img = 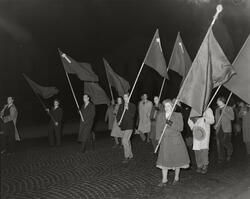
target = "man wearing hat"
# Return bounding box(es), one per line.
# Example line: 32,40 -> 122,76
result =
188,107 -> 214,174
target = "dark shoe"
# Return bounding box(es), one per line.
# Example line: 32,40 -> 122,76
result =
157,181 -> 167,187
122,158 -> 129,163
201,165 -> 208,174
196,167 -> 202,173
112,144 -> 119,149
172,179 -> 179,186
217,159 -> 223,164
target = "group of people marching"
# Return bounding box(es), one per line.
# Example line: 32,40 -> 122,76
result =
1,92 -> 250,186
105,93 -> 250,186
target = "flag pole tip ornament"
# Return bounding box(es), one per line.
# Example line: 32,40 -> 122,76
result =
216,4 -> 223,13
193,126 -> 206,141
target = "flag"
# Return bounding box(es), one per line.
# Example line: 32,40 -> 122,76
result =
224,35 -> 250,104
179,30 -> 235,116
168,32 -> 192,79
144,29 -> 169,79
84,82 -> 110,105
58,50 -> 99,82
23,74 -> 59,99
103,58 -> 130,96
208,31 -> 236,87
178,31 -> 214,116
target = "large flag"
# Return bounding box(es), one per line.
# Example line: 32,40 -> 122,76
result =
103,58 -> 130,96
84,82 -> 110,105
224,35 -> 250,104
168,32 -> 192,79
144,29 -> 169,79
178,32 -> 213,116
179,30 -> 235,116
23,74 -> 59,99
58,50 -> 99,82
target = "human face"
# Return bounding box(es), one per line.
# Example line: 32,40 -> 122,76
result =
164,102 -> 172,114
154,97 -> 159,105
83,95 -> 89,103
123,94 -> 129,104
54,100 -> 59,107
117,97 -> 122,105
142,94 -> 147,101
216,99 -> 224,108
7,97 -> 13,105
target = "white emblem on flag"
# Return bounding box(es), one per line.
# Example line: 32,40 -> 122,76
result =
156,37 -> 163,52
178,42 -> 184,54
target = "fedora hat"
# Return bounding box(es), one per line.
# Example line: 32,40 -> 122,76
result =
193,126 -> 206,141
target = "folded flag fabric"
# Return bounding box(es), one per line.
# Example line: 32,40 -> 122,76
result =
23,74 -> 59,99
103,58 -> 130,96
59,49 -> 99,82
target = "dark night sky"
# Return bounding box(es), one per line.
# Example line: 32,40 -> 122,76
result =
0,0 -> 249,125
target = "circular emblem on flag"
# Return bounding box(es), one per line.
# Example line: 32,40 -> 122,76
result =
193,126 -> 206,141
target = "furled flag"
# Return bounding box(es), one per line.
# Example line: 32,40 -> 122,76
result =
103,58 -> 130,96
224,35 -> 250,104
168,32 -> 192,80
58,49 -> 99,82
179,29 -> 235,116
23,74 -> 59,99
84,82 -> 110,105
144,29 -> 169,79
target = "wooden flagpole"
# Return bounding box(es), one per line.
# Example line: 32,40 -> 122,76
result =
154,4 -> 223,153
118,30 -> 158,124
61,53 -> 84,121
23,74 -> 56,123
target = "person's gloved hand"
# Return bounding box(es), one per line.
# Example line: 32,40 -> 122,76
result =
166,119 -> 173,126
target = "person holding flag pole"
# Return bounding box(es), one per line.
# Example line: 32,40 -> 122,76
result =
155,4 -> 226,186
155,4 -> 222,153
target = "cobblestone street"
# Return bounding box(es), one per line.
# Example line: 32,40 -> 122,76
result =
1,133 -> 250,199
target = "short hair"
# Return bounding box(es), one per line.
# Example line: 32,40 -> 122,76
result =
162,99 -> 173,107
54,98 -> 60,104
217,97 -> 226,104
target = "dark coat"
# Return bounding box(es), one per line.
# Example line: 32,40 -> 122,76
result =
156,112 -> 190,168
78,103 -> 95,142
50,107 -> 63,124
117,102 -> 136,131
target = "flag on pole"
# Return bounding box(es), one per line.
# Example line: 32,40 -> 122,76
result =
224,35 -> 250,104
178,32 -> 213,116
58,50 -> 99,82
103,58 -> 130,96
168,32 -> 192,79
23,74 -> 59,99
179,30 -> 235,116
144,29 -> 169,79
84,82 -> 110,105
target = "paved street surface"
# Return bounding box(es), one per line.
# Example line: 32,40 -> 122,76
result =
1,131 -> 250,199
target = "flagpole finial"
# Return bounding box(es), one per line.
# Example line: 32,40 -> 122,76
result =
216,4 -> 223,14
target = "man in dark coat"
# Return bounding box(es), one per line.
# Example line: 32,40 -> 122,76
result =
46,99 -> 63,147
117,93 -> 136,163
0,97 -> 18,153
78,94 -> 95,153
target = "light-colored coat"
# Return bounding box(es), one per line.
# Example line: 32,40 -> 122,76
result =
215,106 -> 234,133
137,100 -> 152,133
188,108 -> 214,150
1,104 -> 20,141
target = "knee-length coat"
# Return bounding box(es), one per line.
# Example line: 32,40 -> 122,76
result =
78,102 -> 95,142
156,111 -> 190,169
137,100 -> 152,133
